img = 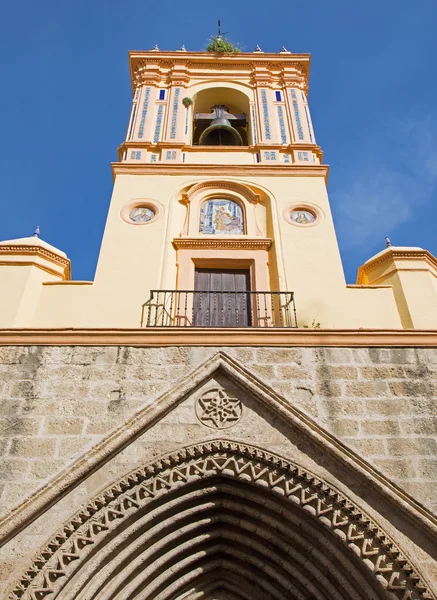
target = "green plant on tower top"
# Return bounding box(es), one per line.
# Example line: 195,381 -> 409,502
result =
206,35 -> 240,55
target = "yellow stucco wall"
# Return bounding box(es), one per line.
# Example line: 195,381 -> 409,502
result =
1,51 -> 436,330
0,172 -> 403,329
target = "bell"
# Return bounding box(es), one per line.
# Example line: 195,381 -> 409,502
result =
198,105 -> 243,146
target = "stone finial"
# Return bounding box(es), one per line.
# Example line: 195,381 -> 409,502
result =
151,44 -> 159,52
178,44 -> 187,52
33,226 -> 40,238
385,237 -> 392,248
280,46 -> 290,53
253,44 -> 263,53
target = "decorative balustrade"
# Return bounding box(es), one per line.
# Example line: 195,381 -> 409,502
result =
141,290 -> 297,328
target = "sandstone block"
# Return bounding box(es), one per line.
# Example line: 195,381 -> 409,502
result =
10,438 -> 56,458
255,348 -> 303,364
364,399 -> 409,417
400,418 -> 437,435
313,348 -> 353,364
361,419 -> 400,436
389,381 -> 432,397
387,437 -> 437,456
373,458 -> 416,479
408,397 -> 437,416
360,366 -> 405,379
29,459 -> 66,480
126,365 -> 168,381
321,399 -> 365,417
0,439 -> 10,455
315,381 -> 342,397
416,348 -> 437,364
316,366 -> 358,380
58,436 -> 99,458
349,438 -> 386,456
0,459 -> 29,481
416,459 -> 437,479
0,418 -> 40,437
276,365 -> 311,380
228,348 -> 255,363
250,364 -> 276,380
327,419 -> 359,437
44,418 -> 85,435
85,419 -> 120,435
345,381 -> 389,397
52,398 -> 108,417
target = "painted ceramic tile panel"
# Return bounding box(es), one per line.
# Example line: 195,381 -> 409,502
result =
290,209 -> 315,224
199,199 -> 244,234
129,207 -> 155,223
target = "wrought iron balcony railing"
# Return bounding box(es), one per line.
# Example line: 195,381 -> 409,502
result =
141,290 -> 298,328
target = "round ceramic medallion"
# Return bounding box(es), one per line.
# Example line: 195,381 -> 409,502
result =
120,200 -> 162,225
129,206 -> 155,223
289,209 -> 315,225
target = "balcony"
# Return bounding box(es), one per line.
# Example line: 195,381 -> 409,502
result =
142,290 -> 298,328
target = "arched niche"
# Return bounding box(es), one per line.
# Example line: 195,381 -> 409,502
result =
8,440 -> 433,600
191,87 -> 252,146
181,180 -> 261,238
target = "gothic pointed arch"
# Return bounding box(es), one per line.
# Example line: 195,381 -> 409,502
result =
8,440 -> 434,600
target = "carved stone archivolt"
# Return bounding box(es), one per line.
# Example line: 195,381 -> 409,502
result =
8,440 -> 435,600
195,388 -> 243,429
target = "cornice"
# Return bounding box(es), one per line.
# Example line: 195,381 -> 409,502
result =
172,237 -> 272,251
118,141 -> 323,156
129,51 -> 311,94
357,249 -> 437,284
111,162 -> 330,181
1,328 -> 437,347
0,246 -> 71,280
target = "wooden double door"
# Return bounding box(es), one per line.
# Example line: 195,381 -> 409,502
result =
193,268 -> 252,327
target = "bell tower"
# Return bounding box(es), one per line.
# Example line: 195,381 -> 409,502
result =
89,45 -> 400,329
1,44 -> 437,329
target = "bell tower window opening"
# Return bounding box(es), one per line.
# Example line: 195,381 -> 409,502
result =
199,198 -> 244,235
192,87 -> 251,146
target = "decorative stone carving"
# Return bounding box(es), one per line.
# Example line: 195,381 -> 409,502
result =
7,440 -> 435,600
195,388 -> 242,429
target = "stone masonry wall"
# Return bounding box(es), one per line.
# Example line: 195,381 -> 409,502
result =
0,345 -> 436,516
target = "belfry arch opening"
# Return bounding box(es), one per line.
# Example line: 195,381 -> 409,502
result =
192,87 -> 251,146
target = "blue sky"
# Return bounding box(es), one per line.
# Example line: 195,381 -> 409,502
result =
0,0 -> 436,283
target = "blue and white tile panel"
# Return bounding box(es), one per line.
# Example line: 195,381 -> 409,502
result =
289,88 -> 315,143
301,90 -> 316,143
260,89 -> 271,141
262,150 -> 277,161
130,150 -> 142,160
153,104 -> 165,143
184,106 -> 190,137
137,87 -> 151,139
276,105 -> 287,144
169,88 -> 181,140
250,103 -> 258,144
126,103 -> 137,141
165,150 -> 177,161
289,89 -> 305,141
295,151 -> 310,162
